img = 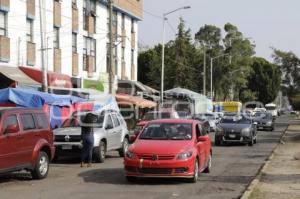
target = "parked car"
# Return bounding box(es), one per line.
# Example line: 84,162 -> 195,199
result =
0,108 -> 55,179
215,114 -> 257,146
124,119 -> 212,183
54,109 -> 129,163
135,110 -> 180,132
253,112 -> 274,131
193,113 -> 218,132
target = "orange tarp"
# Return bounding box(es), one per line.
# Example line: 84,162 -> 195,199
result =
115,94 -> 157,108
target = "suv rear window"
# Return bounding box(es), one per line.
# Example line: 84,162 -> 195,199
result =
35,113 -> 49,129
21,114 -> 36,130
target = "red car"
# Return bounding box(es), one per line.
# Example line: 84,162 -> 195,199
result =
0,108 -> 55,179
124,119 -> 212,183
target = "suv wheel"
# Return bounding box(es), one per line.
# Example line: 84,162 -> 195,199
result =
31,151 -> 49,179
94,141 -> 106,163
118,137 -> 129,157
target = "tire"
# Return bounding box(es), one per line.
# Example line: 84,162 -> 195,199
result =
94,141 -> 106,163
126,176 -> 137,183
31,151 -> 49,180
188,159 -> 199,183
203,154 -> 212,173
118,137 -> 129,157
248,137 -> 254,146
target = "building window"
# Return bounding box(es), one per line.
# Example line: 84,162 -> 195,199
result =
83,36 -> 96,71
0,11 -> 7,36
72,33 -> 77,53
26,18 -> 34,42
53,27 -> 59,49
121,13 -> 125,30
90,0 -> 96,14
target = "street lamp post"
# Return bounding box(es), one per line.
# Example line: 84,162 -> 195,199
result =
161,6 -> 191,104
210,53 -> 230,99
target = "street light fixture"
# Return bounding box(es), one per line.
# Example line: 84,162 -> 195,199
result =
161,6 -> 191,104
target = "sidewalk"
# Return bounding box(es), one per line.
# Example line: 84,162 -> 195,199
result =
245,117 -> 300,199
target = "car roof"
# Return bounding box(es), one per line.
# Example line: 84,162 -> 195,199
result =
148,118 -> 196,124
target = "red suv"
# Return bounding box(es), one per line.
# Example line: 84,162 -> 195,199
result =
0,108 -> 55,179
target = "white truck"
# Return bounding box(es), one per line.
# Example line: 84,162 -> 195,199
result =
265,103 -> 278,117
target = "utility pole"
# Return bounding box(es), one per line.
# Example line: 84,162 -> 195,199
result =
39,0 -> 47,92
203,47 -> 206,96
108,0 -> 114,94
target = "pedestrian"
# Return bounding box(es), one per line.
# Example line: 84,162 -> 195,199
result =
80,112 -> 98,167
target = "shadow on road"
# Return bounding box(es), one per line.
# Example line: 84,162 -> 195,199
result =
0,172 -> 32,183
78,168 -> 191,185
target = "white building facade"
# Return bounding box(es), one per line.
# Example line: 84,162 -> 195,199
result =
0,0 -> 143,92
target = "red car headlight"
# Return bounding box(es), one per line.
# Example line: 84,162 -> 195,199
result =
176,151 -> 193,160
126,151 -> 136,159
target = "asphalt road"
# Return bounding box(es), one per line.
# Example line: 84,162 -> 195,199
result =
0,115 -> 292,199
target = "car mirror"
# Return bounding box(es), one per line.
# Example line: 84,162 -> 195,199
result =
197,136 -> 209,142
5,124 -> 19,134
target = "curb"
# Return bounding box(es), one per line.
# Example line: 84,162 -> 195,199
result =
239,124 -> 289,199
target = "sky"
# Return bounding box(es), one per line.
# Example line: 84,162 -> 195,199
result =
138,0 -> 300,61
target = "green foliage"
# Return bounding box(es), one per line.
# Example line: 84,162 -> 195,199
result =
273,49 -> 300,109
247,57 -> 281,104
138,20 -> 282,104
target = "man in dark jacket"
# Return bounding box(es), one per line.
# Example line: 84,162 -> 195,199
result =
81,113 -> 98,167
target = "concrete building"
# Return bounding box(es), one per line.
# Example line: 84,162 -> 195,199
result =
0,0 -> 143,92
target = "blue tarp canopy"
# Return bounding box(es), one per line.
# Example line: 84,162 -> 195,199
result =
0,88 -> 86,108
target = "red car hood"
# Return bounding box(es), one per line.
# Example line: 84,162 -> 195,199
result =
129,139 -> 194,155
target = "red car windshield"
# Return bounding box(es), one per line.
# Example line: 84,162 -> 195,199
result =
139,123 -> 192,140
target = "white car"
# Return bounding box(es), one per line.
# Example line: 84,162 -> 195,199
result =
54,110 -> 129,163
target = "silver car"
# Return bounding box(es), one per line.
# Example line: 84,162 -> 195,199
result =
54,110 -> 129,163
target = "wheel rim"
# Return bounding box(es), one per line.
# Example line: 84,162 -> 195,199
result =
194,161 -> 199,180
39,156 -> 48,176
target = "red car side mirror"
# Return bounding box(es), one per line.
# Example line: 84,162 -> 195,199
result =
197,136 -> 209,142
5,124 -> 19,134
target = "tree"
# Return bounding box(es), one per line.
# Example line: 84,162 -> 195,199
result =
272,49 -> 300,109
246,57 -> 281,104
223,23 -> 255,101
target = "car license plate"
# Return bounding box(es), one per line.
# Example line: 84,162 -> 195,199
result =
229,134 -> 236,138
62,145 -> 72,150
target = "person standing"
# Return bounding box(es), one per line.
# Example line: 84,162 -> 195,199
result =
81,113 -> 98,167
